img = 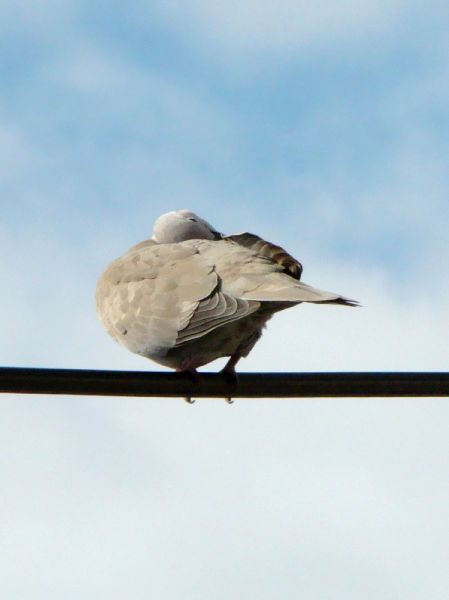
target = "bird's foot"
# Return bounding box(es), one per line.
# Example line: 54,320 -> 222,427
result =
220,366 -> 239,404
176,368 -> 199,404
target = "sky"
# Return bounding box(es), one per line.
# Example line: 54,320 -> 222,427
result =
1,1 -> 449,598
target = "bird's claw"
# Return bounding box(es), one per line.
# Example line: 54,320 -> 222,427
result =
221,368 -> 239,404
179,367 -> 238,404
177,369 -> 199,405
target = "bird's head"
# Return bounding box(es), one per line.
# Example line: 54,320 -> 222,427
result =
152,209 -> 223,243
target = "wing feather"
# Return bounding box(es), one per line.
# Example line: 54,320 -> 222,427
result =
224,232 -> 302,279
194,239 -> 358,307
175,293 -> 259,346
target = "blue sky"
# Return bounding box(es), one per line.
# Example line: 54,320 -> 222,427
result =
2,1 -> 448,282
1,2 -> 449,598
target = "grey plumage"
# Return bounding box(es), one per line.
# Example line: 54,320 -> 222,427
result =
96,210 -> 358,372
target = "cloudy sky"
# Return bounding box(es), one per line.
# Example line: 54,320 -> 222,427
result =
1,1 -> 449,598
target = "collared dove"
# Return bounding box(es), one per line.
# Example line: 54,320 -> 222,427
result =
96,209 -> 358,402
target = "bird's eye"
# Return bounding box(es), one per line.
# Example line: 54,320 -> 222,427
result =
187,217 -> 197,222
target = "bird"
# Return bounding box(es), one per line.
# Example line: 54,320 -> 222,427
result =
96,209 -> 358,403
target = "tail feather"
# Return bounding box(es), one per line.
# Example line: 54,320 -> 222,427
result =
318,297 -> 360,307
240,277 -> 359,306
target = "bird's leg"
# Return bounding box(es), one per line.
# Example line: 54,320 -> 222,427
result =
176,368 -> 200,404
220,354 -> 241,404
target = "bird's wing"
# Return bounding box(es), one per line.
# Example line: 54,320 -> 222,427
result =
197,239 -> 359,306
224,232 -> 302,279
96,239 -> 260,354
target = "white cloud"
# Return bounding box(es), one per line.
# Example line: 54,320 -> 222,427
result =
153,0 -> 409,57
0,119 -> 42,181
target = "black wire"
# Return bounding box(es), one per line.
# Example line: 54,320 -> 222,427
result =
1,367 -> 448,398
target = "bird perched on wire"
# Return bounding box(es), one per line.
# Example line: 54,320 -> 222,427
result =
96,209 -> 358,403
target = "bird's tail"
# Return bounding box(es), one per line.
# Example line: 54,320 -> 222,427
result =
318,296 -> 360,307
240,275 -> 360,306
